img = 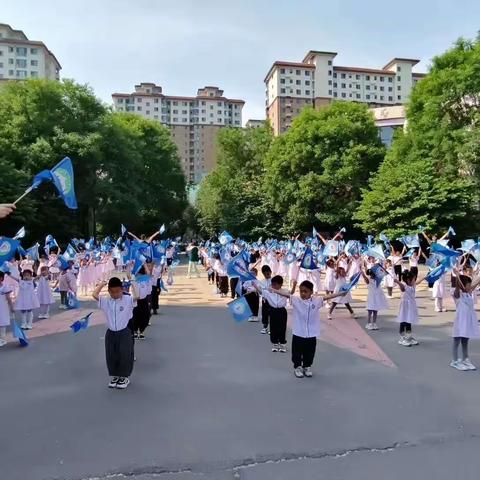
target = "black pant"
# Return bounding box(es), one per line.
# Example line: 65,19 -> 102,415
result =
244,292 -> 259,316
133,297 -> 151,333
151,285 -> 160,312
60,291 -> 68,305
292,335 -> 317,368
208,272 -> 215,283
261,300 -> 271,328
270,307 -> 287,345
105,327 -> 134,377
399,322 -> 412,334
218,276 -> 228,295
230,277 -> 239,299
394,265 -> 402,281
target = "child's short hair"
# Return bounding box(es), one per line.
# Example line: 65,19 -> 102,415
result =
299,280 -> 314,292
0,272 -> 4,280
402,269 -> 415,283
108,277 -> 122,289
366,269 -> 375,279
261,265 -> 272,275
271,275 -> 283,286
21,269 -> 33,278
459,274 -> 472,287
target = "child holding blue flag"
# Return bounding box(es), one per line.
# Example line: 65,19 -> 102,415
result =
361,267 -> 389,331
131,266 -> 153,339
0,272 -> 14,347
14,269 -> 39,330
328,266 -> 356,319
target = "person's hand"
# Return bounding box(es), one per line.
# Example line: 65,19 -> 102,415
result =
0,203 -> 16,219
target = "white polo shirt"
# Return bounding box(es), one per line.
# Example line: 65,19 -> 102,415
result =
290,296 -> 324,338
98,294 -> 135,331
261,289 -> 288,308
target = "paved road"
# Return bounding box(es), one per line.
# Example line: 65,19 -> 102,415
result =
1,266 -> 480,480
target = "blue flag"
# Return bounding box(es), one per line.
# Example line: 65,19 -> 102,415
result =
227,296 -> 253,323
0,262 -> 10,274
340,272 -> 362,293
235,279 -> 243,297
323,240 -> 339,257
121,224 -> 127,236
67,292 -> 80,309
64,244 -> 77,260
26,243 -> 39,261
58,255 -> 70,271
284,250 -> 297,265
159,224 -> 166,235
32,157 -> 78,209
401,234 -> 420,248
159,278 -> 168,292
312,226 -> 319,238
425,264 -> 446,284
226,255 -> 256,282
70,312 -> 93,333
12,320 -> 29,347
219,231 -> 233,246
0,237 -> 20,264
365,244 -> 385,261
448,226 -> 456,236
300,247 -> 317,270
430,243 -> 460,258
132,253 -> 146,275
371,264 -> 387,287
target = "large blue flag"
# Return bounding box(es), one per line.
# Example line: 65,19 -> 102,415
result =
323,240 -> 339,257
430,243 -> 460,258
425,264 -> 446,284
401,234 -> 420,248
365,244 -> 385,261
300,247 -> 318,270
228,296 -> 252,323
219,231 -> 233,246
70,312 -> 93,333
12,320 -> 29,347
340,272 -> 361,293
32,157 -> 77,209
371,264 -> 387,287
0,237 -> 20,264
26,243 -> 39,261
226,255 -> 256,282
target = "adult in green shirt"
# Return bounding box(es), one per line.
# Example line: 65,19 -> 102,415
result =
187,241 -> 200,278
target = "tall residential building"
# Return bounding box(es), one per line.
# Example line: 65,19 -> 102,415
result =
245,119 -> 265,129
0,24 -> 61,81
265,50 -> 425,135
112,83 -> 244,183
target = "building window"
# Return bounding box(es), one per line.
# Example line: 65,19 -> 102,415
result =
388,87 -> 393,92
356,84 -> 360,90
380,96 -> 384,100
388,77 -> 393,82
137,107 -> 142,111
328,80 -> 332,85
281,88 -> 285,94
388,96 -> 393,101
305,71 -> 310,76
30,60 -> 38,66
397,85 -> 401,91
333,82 -> 337,87
296,89 -> 301,95
397,66 -> 401,72
380,86 -> 384,91
356,74 -> 360,80
397,76 -> 401,81
333,92 -> 338,97
296,79 -> 301,85
374,76 -> 377,80
397,95 -> 402,100
341,92 -> 346,98
366,94 -> 370,100
366,85 -> 370,90
328,70 -> 332,76
16,59 -> 27,68
30,71 -> 38,78
333,72 -> 337,78
296,69 -> 301,75
16,47 -> 27,56
341,83 -> 346,88
356,93 -> 361,99
30,48 -> 38,54
380,76 -> 384,82
305,90 -> 310,95
183,110 -> 188,114
366,75 -> 370,81
328,60 -> 332,65
280,68 -> 285,74
154,98 -> 159,103
8,58 -> 13,65
341,73 -> 346,79
146,110 -> 150,115
16,70 -> 27,78
328,90 -> 332,95
154,107 -> 159,111
305,80 -> 310,85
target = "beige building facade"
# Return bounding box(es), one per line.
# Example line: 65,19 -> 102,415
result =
0,23 -> 61,81
265,50 -> 425,135
112,83 -> 244,183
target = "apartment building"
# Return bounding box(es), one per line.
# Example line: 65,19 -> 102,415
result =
112,83 -> 244,183
0,23 -> 61,81
265,50 -> 425,135
245,119 -> 265,128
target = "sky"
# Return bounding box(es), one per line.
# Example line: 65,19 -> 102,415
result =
2,0 -> 480,124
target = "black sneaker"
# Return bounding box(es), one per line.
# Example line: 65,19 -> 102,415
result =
108,377 -> 119,388
116,377 -> 130,389
133,332 -> 139,339
152,310 -> 158,315
138,333 -> 145,340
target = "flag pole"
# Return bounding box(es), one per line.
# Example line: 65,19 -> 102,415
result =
13,186 -> 33,205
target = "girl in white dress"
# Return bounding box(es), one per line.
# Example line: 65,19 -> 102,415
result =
394,270 -> 424,347
37,266 -> 55,319
361,267 -> 389,330
0,272 -> 14,347
324,259 -> 336,295
450,272 -> 480,371
432,273 -> 447,312
383,259 -> 395,298
14,269 -> 40,330
328,266 -> 355,319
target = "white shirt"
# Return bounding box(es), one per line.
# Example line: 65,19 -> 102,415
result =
98,294 -> 135,331
213,260 -> 227,276
134,279 -> 152,300
261,289 -> 287,308
290,296 -> 324,338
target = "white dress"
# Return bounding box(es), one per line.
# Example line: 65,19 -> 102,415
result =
0,284 -> 13,326
14,280 -> 40,311
453,293 -> 479,338
334,277 -> 352,304
324,266 -> 336,291
366,282 -> 389,311
383,267 -> 395,288
432,275 -> 446,299
397,285 -> 419,324
36,276 -> 55,305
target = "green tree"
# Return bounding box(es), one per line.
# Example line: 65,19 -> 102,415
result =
264,103 -> 385,234
356,36 -> 480,236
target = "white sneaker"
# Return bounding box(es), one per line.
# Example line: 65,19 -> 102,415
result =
108,377 -> 119,388
294,367 -> 304,378
327,314 -> 332,320
59,305 -> 67,310
462,359 -> 476,370
365,323 -> 372,330
260,327 -> 268,334
408,336 -> 419,346
279,344 -> 287,353
38,314 -> 45,319
371,323 -> 379,330
21,323 -> 27,330
303,367 -> 313,378
450,360 -> 469,371
398,336 -> 412,347
0,338 -> 7,347
271,344 -> 279,352
116,377 -> 130,389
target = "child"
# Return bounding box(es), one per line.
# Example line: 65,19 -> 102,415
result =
450,273 -> 479,371
243,268 -> 259,322
324,259 -> 336,295
205,257 -> 215,285
432,272 -> 447,313
0,272 -> 14,347
361,268 -> 389,330
394,270 -> 422,347
213,255 -> 228,298
131,266 -> 152,339
259,265 -> 272,334
273,279 -> 346,378
93,277 -> 137,389
328,266 -> 355,319
56,266 -> 77,309
14,269 -> 39,330
383,259 -> 395,298
37,266 -> 55,319
256,275 -> 288,353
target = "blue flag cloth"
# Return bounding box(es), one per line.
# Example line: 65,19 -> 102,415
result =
227,296 -> 253,323
32,157 -> 78,209
323,240 -> 339,257
379,233 -> 390,245
121,224 -> 127,236
0,237 -> 20,264
26,243 -> 39,261
57,255 -> 70,271
340,227 -> 346,233
340,272 -> 362,293
460,239 -> 476,252
425,255 -> 439,269
159,224 -> 166,235
226,255 -> 256,282
312,226 -> 318,238
235,279 -> 243,297
67,292 -> 80,309
159,278 -> 168,292
12,320 -> 29,347
219,231 -> 233,246
401,234 -> 420,248
365,244 -> 385,261
17,245 -> 27,257
284,250 -> 297,265
430,243 -> 460,258
300,247 -> 318,270
132,253 -> 146,275
448,226 -> 456,236
0,262 -> 10,274
13,226 -> 25,240
70,312 -> 93,333
135,274 -> 151,283
64,244 -> 77,260
425,264 -> 446,284
344,240 -> 359,256
404,249 -> 415,259
371,264 -> 387,287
